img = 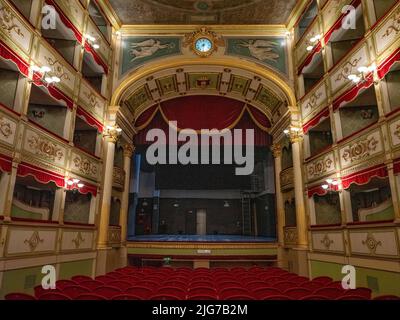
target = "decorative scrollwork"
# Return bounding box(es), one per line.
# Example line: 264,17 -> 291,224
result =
335,57 -> 362,82
394,124 -> 400,139
44,56 -> 70,81
321,234 -> 334,250
382,9 -> 400,38
0,115 -> 13,138
73,155 -> 98,177
27,135 -> 64,161
342,136 -> 378,163
308,157 -> 333,177
72,232 -> 85,249
362,233 -> 382,254
305,91 -> 323,110
84,91 -> 99,109
24,231 -> 44,252
0,6 -> 24,37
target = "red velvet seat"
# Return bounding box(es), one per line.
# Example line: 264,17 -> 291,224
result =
312,276 -> 333,285
34,285 -> 59,298
336,295 -> 368,300
224,294 -> 255,300
262,276 -> 284,285
219,287 -> 250,299
374,295 -> 400,300
187,294 -> 218,300
106,272 -> 120,278
314,287 -> 345,299
191,275 -> 214,282
93,286 -> 122,299
189,281 -> 214,288
126,286 -> 154,299
112,294 -> 143,300
162,280 -> 187,289
188,286 -> 218,296
5,293 -> 36,300
344,288 -> 372,299
300,295 -> 331,300
274,281 -> 295,292
80,280 -> 104,290
326,281 -> 344,289
284,288 -> 313,299
156,287 -> 187,300
217,281 -> 242,288
75,293 -> 106,300
71,275 -> 92,283
289,276 -> 309,285
252,287 -> 282,299
39,292 -> 72,300
149,294 -> 181,300
262,295 -> 291,300
245,281 -> 269,291
135,280 -> 160,291
95,275 -> 116,284
108,280 -> 132,290
56,279 -> 78,289
300,281 -> 324,291
62,285 -> 90,298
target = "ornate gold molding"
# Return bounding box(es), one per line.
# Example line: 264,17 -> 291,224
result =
342,136 -> 379,163
271,143 -> 282,158
24,231 -> 44,252
72,232 -> 85,249
321,234 -> 334,250
0,115 -> 13,138
362,233 -> 382,254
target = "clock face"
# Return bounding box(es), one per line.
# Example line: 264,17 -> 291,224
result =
195,38 -> 213,53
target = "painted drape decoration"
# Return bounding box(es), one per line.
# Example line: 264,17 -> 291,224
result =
303,107 -> 330,133
377,47 -> 400,80
84,42 -> 109,74
77,106 -> 104,133
0,40 -> 29,77
17,162 -> 65,188
341,164 -> 388,190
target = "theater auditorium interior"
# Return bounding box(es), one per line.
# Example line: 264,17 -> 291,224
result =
0,0 -> 399,301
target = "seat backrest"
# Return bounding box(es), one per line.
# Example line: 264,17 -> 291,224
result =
112,294 -> 143,300
135,280 -> 160,290
224,294 -> 255,300
149,294 -> 181,300
312,276 -> 333,285
56,280 -> 78,289
189,281 -> 214,288
95,276 -> 116,284
289,276 -> 309,285
62,285 -> 90,298
300,281 -> 323,291
71,275 -> 92,283
274,281 -> 295,292
108,280 -> 132,290
162,280 -> 187,289
34,285 -> 59,298
252,287 -> 282,299
284,288 -> 312,299
336,295 -> 368,300
187,294 -> 218,300
156,286 -> 187,299
344,287 -> 372,299
75,293 -> 106,300
39,292 -> 72,300
314,287 -> 344,299
263,276 -> 284,285
219,287 -> 250,299
126,286 -> 153,298
245,281 -> 269,291
80,280 -> 104,290
374,295 -> 400,300
300,294 -> 331,300
5,293 -> 36,300
93,286 -> 122,299
188,286 -> 217,296
262,295 -> 291,300
217,281 -> 242,288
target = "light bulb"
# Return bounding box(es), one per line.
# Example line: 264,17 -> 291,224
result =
67,180 -> 74,186
77,183 -> 84,188
73,179 -> 80,184
116,128 -> 122,133
332,180 -> 339,186
93,44 -> 100,49
368,64 -> 377,72
283,129 -> 290,134
357,66 -> 368,73
352,76 -> 361,83
322,184 -> 329,190
45,77 -> 54,83
52,76 -> 61,83
40,66 -> 51,73
348,74 -> 357,80
31,65 -> 41,72
310,37 -> 316,43
306,46 -> 313,51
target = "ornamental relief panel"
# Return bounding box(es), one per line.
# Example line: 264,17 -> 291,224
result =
330,44 -> 369,94
0,0 -> 32,53
339,130 -> 383,167
296,21 -> 321,65
78,81 -> 105,121
37,43 -> 76,93
61,230 -> 94,251
349,230 -> 399,257
108,227 -> 121,244
0,112 -> 17,145
23,128 -> 66,166
55,0 -> 85,31
5,228 -> 57,256
374,5 -> 400,54
85,19 -> 110,61
280,167 -> 294,191
284,227 -> 297,245
322,0 -> 350,30
306,152 -> 335,180
312,232 -> 345,253
389,117 -> 400,147
113,166 -> 126,188
70,151 -> 99,180
301,82 -> 327,121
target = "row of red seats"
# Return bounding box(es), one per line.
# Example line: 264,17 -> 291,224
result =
4,266 -> 400,300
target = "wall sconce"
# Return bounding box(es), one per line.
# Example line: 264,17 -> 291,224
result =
322,178 -> 340,191
347,64 -> 377,84
223,201 -> 230,208
65,178 -> 84,191
85,34 -> 100,49
30,65 -> 61,85
306,34 -> 322,52
284,126 -> 302,140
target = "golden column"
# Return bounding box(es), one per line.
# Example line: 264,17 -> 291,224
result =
290,130 -> 308,248
120,143 -> 135,245
271,143 -> 284,247
97,127 -> 120,249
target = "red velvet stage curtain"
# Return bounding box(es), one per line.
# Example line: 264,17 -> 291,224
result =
134,96 -> 271,146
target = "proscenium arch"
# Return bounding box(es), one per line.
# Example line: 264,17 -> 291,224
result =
111,56 -> 297,118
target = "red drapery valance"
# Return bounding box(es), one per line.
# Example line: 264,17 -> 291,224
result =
394,159 -> 400,175
378,47 -> 400,80
134,96 -> 271,146
324,0 -> 362,44
32,78 -> 74,109
17,162 -> 65,188
77,106 -> 104,132
297,42 -> 322,75
45,0 -> 83,43
332,73 -> 374,111
0,40 -> 29,77
0,154 -> 12,172
84,42 -> 109,74
66,182 -> 98,197
307,184 -> 339,198
303,107 -> 330,133
341,164 -> 388,189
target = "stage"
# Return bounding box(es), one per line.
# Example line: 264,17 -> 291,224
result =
127,235 -> 276,243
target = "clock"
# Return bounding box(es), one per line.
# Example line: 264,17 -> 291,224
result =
195,38 -> 213,54
184,27 -> 224,58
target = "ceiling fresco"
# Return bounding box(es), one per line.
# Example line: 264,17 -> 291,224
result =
108,0 -> 298,25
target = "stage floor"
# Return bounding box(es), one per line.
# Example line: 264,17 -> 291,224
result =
127,235 -> 276,243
